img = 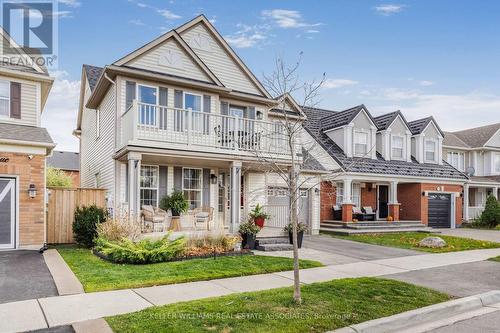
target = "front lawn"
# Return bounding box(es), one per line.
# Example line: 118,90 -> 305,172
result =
56,246 -> 322,292
489,256 -> 500,262
107,277 -> 450,333
326,232 -> 500,253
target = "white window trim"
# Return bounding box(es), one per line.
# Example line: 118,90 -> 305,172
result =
140,165 -> 159,208
336,183 -> 344,204
182,167 -> 203,209
391,135 -> 405,160
0,80 -> 10,118
183,91 -> 204,112
424,139 -> 438,163
352,183 -> 361,207
353,129 -> 369,157
137,84 -> 159,105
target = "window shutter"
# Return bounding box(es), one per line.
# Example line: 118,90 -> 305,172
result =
159,87 -> 168,129
220,101 -> 228,115
158,166 -> 168,200
203,95 -> 211,134
174,90 -> 183,131
203,168 -> 210,207
174,90 -> 183,108
220,102 -> 229,139
247,106 -> 256,119
125,81 -> 136,110
174,167 -> 182,191
10,82 -> 21,119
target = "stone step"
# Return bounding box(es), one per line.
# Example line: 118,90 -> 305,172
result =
320,226 -> 436,235
321,220 -> 423,227
255,237 -> 289,245
343,224 -> 427,230
255,243 -> 294,251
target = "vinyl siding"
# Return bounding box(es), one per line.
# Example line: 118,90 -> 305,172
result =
126,39 -> 212,83
0,75 -> 38,127
180,23 -> 262,96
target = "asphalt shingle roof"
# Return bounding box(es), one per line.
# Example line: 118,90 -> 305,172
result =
443,132 -> 470,148
470,175 -> 500,184
320,105 -> 367,131
302,106 -> 467,180
373,111 -> 410,131
408,116 -> 445,137
450,123 -> 500,148
83,64 -> 104,91
47,151 -> 80,171
0,123 -> 53,145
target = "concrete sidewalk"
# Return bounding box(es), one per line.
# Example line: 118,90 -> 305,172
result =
2,248 -> 500,333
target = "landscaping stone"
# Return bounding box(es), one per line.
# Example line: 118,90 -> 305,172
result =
419,237 -> 447,248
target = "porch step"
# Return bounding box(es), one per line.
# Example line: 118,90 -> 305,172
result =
321,220 -> 423,227
340,223 -> 426,230
255,237 -> 289,245
255,237 -> 293,251
320,226 -> 436,235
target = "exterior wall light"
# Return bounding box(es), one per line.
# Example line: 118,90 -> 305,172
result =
28,184 -> 37,199
210,174 -> 218,184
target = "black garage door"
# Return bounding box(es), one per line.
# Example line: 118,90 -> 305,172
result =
428,193 -> 451,228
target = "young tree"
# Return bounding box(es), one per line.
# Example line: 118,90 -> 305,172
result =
46,167 -> 74,188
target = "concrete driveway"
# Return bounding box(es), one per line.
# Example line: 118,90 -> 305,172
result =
436,228 -> 500,243
0,250 -> 58,304
303,234 -> 421,262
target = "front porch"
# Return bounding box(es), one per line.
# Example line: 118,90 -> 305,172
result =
464,183 -> 499,221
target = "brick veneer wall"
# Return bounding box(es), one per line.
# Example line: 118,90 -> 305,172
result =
398,183 -> 463,226
320,181 -> 336,221
361,184 -> 377,209
0,152 -> 45,247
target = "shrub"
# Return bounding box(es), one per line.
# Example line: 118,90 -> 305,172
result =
97,215 -> 141,242
159,190 -> 189,216
479,195 -> 500,228
73,205 -> 107,247
249,204 -> 271,220
94,234 -> 186,264
46,167 -> 73,188
185,233 -> 241,256
239,220 -> 261,235
283,222 -> 309,233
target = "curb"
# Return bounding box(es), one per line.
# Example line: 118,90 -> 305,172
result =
329,290 -> 500,333
43,249 -> 84,295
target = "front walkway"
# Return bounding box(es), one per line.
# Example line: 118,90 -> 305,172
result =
435,228 -> 500,243
2,248 -> 500,332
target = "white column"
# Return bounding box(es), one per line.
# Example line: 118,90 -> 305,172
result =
127,152 -> 141,219
370,126 -> 377,159
230,161 -> 242,233
463,183 -> 470,221
343,178 -> 352,204
389,180 -> 399,204
405,131 -> 412,162
493,187 -> 499,200
437,137 -> 444,165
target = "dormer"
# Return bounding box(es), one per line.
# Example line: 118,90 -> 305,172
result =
409,117 -> 445,165
321,105 -> 378,159
373,111 -> 412,162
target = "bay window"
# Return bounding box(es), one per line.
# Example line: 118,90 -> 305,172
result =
0,80 -> 10,117
183,168 -> 202,209
425,140 -> 437,163
354,131 -> 368,156
140,165 -> 159,207
391,136 -> 404,159
447,151 -> 465,171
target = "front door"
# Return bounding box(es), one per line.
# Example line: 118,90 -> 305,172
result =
0,178 -> 16,249
378,185 -> 389,219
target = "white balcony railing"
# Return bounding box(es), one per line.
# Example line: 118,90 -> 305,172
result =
120,101 -> 291,157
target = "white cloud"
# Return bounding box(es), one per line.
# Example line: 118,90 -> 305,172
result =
157,9 -> 181,20
418,80 -> 435,86
58,0 -> 81,7
261,9 -> 321,29
42,71 -> 80,152
374,4 -> 405,16
381,88 -> 420,100
306,29 -> 320,33
129,19 -> 145,26
323,79 -> 359,89
224,23 -> 269,48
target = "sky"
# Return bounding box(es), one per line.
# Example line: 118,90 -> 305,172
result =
40,0 -> 500,152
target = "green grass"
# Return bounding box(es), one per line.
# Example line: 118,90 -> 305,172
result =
56,246 -> 322,292
489,256 -> 500,262
106,277 -> 450,333
326,232 -> 500,253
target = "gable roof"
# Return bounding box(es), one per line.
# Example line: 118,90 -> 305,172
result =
269,93 -> 306,118
321,105 -> 376,131
83,64 -> 104,92
0,123 -> 54,146
449,123 -> 500,148
302,106 -> 467,180
408,116 -> 445,137
373,110 -> 410,131
443,132 -> 470,148
47,151 -> 80,171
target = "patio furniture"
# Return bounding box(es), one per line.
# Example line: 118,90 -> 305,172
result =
352,206 -> 365,221
362,206 -> 376,221
192,206 -> 214,231
141,205 -> 169,232
332,205 -> 342,220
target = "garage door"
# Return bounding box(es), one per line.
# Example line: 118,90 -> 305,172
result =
0,178 -> 16,249
428,193 -> 451,228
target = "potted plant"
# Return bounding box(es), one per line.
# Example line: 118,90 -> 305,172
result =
160,190 -> 189,216
239,220 -> 261,249
249,204 -> 271,228
283,222 -> 309,248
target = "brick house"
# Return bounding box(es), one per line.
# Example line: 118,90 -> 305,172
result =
0,36 -> 55,249
303,106 -> 468,228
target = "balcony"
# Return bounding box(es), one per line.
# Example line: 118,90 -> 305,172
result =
120,101 -> 292,159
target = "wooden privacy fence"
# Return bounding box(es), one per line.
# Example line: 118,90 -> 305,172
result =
46,187 -> 106,244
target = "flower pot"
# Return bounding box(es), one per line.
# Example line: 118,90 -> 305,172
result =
241,233 -> 256,249
288,230 -> 304,248
254,217 -> 265,228
171,210 -> 180,217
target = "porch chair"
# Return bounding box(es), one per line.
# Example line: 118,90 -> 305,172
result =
141,205 -> 170,232
332,205 -> 342,220
352,206 -> 365,221
362,206 -> 376,221
192,206 -> 214,231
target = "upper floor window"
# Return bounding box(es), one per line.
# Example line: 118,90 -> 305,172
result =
138,85 -> 158,126
425,139 -> 437,163
184,93 -> 202,112
495,154 -> 500,173
447,151 -> 465,171
0,80 -> 9,117
354,131 -> 368,156
392,136 -> 404,159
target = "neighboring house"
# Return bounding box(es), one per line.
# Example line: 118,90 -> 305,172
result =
303,106 -> 468,228
0,30 -> 55,249
443,123 -> 500,221
74,15 -> 323,236
47,151 -> 80,187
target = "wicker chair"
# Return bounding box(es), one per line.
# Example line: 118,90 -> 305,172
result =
141,205 -> 169,232
192,206 -> 214,231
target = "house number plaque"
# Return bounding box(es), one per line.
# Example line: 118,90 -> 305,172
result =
0,157 -> 9,163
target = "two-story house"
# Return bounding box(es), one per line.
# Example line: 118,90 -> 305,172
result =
443,123 -> 500,221
75,16 -> 323,236
0,30 -> 55,249
305,106 -> 468,229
